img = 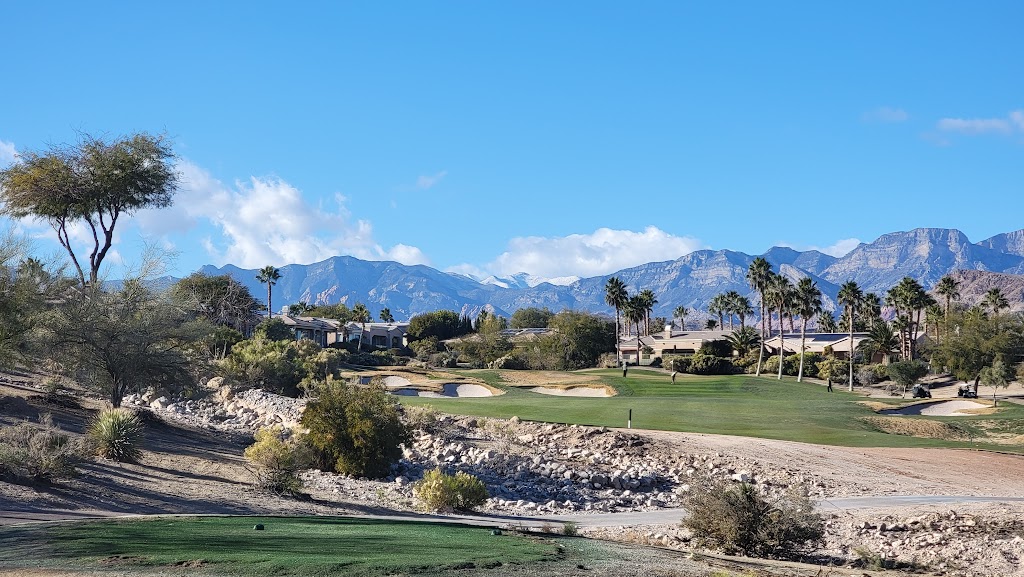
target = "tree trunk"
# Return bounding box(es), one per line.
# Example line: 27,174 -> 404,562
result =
753,297 -> 761,379
797,318 -> 808,382
848,307 -> 855,392
777,306 -> 785,380
614,307 -> 621,364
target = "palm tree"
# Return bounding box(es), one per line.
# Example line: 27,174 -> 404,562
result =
794,278 -> 822,382
638,289 -> 657,335
380,308 -> 395,323
673,305 -> 688,331
768,274 -> 794,381
708,294 -> 726,332
983,287 -> 1010,315
256,265 -> 281,318
747,257 -> 773,377
817,312 -> 838,333
604,277 -> 628,363
625,295 -> 646,365
704,319 -> 718,330
862,292 -> 882,323
351,303 -> 371,351
724,291 -> 753,329
725,326 -> 760,356
837,280 -> 863,391
861,320 -> 899,365
935,275 -> 961,324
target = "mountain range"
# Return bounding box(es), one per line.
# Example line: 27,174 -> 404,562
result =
198,227 -> 1024,322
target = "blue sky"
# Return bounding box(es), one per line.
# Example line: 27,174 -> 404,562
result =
2,1 -> 1023,283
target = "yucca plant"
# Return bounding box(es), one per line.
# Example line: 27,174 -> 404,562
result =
88,408 -> 144,462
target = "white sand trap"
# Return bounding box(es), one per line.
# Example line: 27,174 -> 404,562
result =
882,400 -> 989,416
383,375 -> 412,388
389,383 -> 494,398
529,386 -> 614,397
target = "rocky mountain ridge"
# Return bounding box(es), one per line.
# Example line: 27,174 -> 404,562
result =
197,227 -> 1024,321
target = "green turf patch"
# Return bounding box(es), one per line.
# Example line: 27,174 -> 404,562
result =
0,516 -> 558,576
401,369 -> 1024,452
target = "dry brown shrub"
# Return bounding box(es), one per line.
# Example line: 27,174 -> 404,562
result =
860,416 -> 972,440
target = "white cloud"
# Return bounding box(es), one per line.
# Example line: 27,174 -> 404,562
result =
817,238 -> 861,257
415,170 -> 448,190
937,117 -> 1011,134
776,237 -> 861,258
1011,110 -> 1024,131
862,107 -> 908,123
458,226 -> 706,280
135,160 -> 430,269
0,140 -> 17,166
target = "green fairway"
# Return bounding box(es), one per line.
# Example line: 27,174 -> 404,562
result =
401,369 -> 1024,451
0,516 -> 557,576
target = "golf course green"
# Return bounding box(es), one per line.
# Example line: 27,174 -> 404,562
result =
399,369 -> 1024,451
0,516 -> 559,576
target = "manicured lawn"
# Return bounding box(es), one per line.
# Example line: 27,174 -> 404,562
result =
401,369 -> 1024,451
0,516 -> 557,576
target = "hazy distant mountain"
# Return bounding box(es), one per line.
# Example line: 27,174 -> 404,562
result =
977,230 -> 1024,259
195,227 -> 1024,322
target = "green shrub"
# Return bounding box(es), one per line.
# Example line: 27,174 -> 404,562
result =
816,357 -> 850,384
562,521 -> 579,536
413,468 -> 489,512
763,354 -> 798,376
244,426 -> 312,496
664,355 -> 692,373
872,364 -> 891,382
255,318 -> 294,341
683,480 -> 823,558
796,352 -> 822,377
698,340 -> 733,358
687,353 -> 735,375
88,408 -> 144,462
301,382 -> 411,478
0,414 -> 82,483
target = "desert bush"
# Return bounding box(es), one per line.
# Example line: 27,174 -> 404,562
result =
562,521 -> 579,536
663,355 -> 692,373
413,468 -> 489,512
490,353 -> 529,370
0,414 -> 82,483
301,382 -> 411,478
856,365 -> 879,385
872,364 -> 890,382
408,336 -> 440,360
428,352 -> 458,368
683,480 -> 824,558
597,352 -> 619,368
88,408 -> 145,462
687,353 -> 735,375
404,405 -> 439,432
244,426 -> 312,496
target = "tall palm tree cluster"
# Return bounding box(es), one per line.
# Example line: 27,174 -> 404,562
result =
707,291 -> 754,330
884,277 -> 936,361
604,277 -> 661,364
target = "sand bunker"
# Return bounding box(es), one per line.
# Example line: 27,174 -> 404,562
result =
529,386 -> 614,397
383,375 -> 412,388
389,383 -> 494,398
882,400 -> 989,417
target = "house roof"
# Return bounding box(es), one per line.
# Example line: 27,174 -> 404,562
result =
763,333 -> 869,354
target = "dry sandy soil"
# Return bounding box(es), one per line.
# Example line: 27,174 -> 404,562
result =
2,370 -> 1024,576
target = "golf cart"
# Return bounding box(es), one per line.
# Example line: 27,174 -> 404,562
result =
911,384 -> 932,399
957,384 -> 978,399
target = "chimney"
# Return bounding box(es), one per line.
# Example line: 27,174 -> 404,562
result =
664,324 -> 673,338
